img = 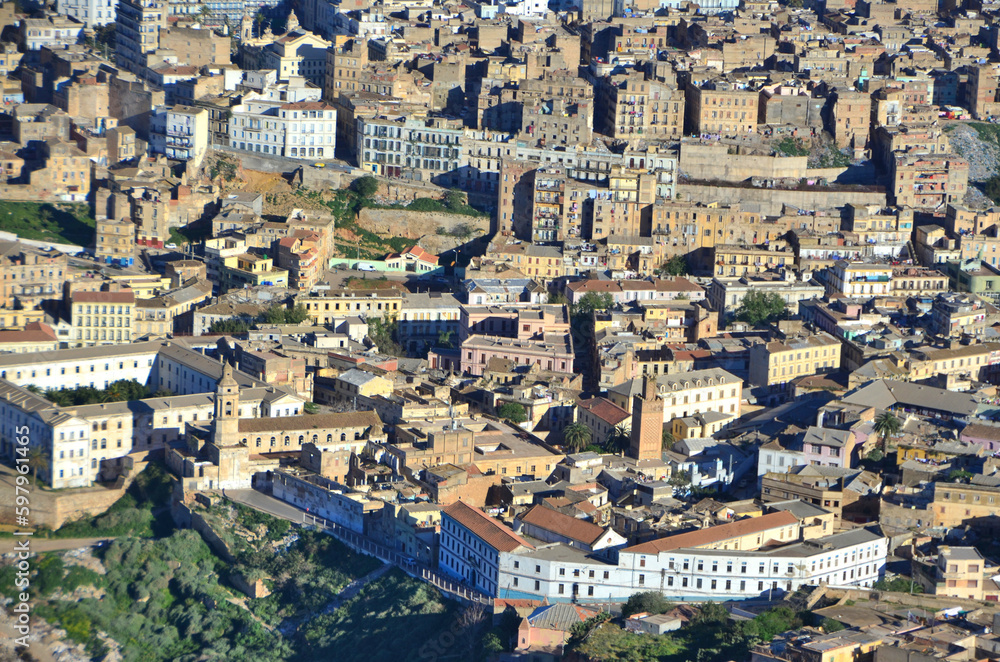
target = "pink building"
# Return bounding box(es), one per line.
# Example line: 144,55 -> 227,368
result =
799,426 -> 856,468
459,334 -> 574,376
459,304 -> 570,342
960,423 -> 1000,452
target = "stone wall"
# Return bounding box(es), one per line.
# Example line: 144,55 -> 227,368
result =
678,181 -> 886,215
680,143 -> 809,182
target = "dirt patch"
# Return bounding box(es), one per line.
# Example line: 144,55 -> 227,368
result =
357,208 -> 489,255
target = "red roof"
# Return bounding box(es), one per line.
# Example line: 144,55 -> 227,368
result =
624,511 -> 799,554
519,505 -> 607,547
0,321 -> 57,344
578,397 -> 629,426
444,501 -> 534,553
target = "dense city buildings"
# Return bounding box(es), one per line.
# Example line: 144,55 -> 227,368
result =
7,0 -> 1000,653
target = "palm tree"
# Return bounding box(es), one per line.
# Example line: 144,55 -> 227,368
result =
873,410 -> 902,452
605,424 -> 630,456
27,447 -> 49,487
662,429 -> 675,450
563,423 -> 591,452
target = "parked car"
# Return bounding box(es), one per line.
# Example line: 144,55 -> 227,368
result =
165,242 -> 178,249
357,263 -> 376,272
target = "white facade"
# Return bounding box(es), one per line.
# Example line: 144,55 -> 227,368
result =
757,445 -> 809,482
20,17 -> 85,50
58,0 -> 116,27
0,343 -> 160,391
440,510 -> 505,596
0,385 -> 91,489
495,528 -> 887,602
229,100 -> 337,160
827,261 -> 894,297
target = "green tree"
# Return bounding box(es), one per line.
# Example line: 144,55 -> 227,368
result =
873,410 -> 902,450
209,317 -> 253,334
547,292 -> 569,305
865,449 -> 884,462
436,330 -> 454,349
821,618 -> 845,633
949,468 -> 974,482
605,424 -> 631,455
873,576 -> 922,593
662,429 -> 675,450
660,254 -> 689,276
28,446 -> 49,486
367,315 -> 403,356
668,469 -> 691,487
482,632 -> 503,654
985,175 -> 1000,204
576,292 -> 614,314
563,422 -> 592,452
694,602 -> 730,625
498,402 -> 527,424
622,591 -> 673,618
445,188 -> 466,210
735,289 -> 787,326
352,175 -> 379,198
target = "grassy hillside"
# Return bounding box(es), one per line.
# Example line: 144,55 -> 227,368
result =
0,201 -> 95,247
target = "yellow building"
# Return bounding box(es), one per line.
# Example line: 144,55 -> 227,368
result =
0,307 -> 45,329
70,289 -> 136,347
298,289 -> 403,325
931,481 -> 1000,531
748,332 -> 842,388
220,254 -> 289,292
921,546 -> 996,600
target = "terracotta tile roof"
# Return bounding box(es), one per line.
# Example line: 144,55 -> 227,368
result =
443,501 -> 534,553
237,410 -> 381,434
578,397 -> 629,426
0,322 -> 57,344
624,510 -> 799,554
519,505 -> 606,547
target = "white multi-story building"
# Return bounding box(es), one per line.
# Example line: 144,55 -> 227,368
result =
440,500 -> 535,597
115,0 -> 166,75
493,527 -> 887,602
149,105 -> 209,164
756,440 -> 809,485
0,381 -> 90,489
608,368 -> 743,424
19,16 -> 85,50
0,342 -> 161,391
357,115 -> 466,186
826,261 -> 894,298
0,347 -> 304,488
707,273 -> 825,323
57,0 -> 116,27
229,99 -> 337,160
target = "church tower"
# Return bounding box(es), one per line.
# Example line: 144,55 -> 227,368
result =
214,360 -> 240,444
629,377 -> 664,461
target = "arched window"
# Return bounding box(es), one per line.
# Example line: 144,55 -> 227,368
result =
284,436 -> 290,444
327,434 -> 333,442
341,433 -> 347,442
270,436 -> 276,446
298,435 -> 304,444
312,434 -> 318,443
256,437 -> 262,447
